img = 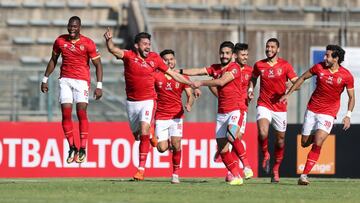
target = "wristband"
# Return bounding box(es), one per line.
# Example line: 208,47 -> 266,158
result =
248,87 -> 253,93
346,111 -> 352,118
96,82 -> 103,89
179,69 -> 183,74
42,76 -> 48,83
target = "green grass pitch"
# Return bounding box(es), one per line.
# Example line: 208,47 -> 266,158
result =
0,178 -> 359,203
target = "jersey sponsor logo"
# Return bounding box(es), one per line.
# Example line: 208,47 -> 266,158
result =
79,44 -> 85,51
268,69 -> 275,78
326,76 -> 334,85
165,82 -> 172,90
70,44 -> 76,51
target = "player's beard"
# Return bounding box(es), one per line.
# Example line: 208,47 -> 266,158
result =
220,58 -> 231,66
138,48 -> 150,58
266,51 -> 277,60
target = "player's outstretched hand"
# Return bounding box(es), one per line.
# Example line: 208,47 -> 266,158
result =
193,88 -> 202,98
94,88 -> 103,100
41,82 -> 48,93
191,81 -> 201,89
342,116 -> 351,131
279,94 -> 289,104
185,104 -> 192,112
104,27 -> 113,41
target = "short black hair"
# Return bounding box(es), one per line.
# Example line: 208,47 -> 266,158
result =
234,43 -> 248,53
266,38 -> 280,47
219,41 -> 234,52
68,16 -> 81,25
326,45 -> 345,64
160,49 -> 175,58
134,32 -> 151,44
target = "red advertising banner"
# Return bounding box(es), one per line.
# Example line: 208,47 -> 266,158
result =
0,122 -> 258,178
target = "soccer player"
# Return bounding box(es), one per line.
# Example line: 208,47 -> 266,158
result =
154,49 -> 195,184
280,45 -> 355,185
248,38 -> 298,183
104,28 -> 193,181
183,41 -> 246,185
41,16 -> 103,163
212,43 -> 254,181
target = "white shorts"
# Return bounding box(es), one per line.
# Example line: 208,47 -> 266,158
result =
301,109 -> 335,136
58,78 -> 89,104
239,111 -> 247,134
256,106 -> 287,132
216,110 -> 245,139
126,99 -> 154,134
155,118 -> 183,142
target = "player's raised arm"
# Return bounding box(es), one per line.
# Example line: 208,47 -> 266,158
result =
193,71 -> 234,88
165,68 -> 193,86
41,51 -> 60,93
104,27 -> 124,59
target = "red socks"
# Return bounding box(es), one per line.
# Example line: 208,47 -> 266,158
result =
220,151 -> 241,178
139,135 -> 150,169
303,144 -> 322,174
232,138 -> 251,168
62,107 -> 74,147
77,109 -> 89,149
172,150 -> 181,175
259,136 -> 269,157
273,145 -> 285,172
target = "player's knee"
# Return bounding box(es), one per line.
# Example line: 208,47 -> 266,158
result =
258,127 -> 268,137
226,125 -> 239,143
157,142 -> 168,153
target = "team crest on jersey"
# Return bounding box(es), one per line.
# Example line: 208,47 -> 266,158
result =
276,68 -> 282,76
149,61 -> 155,67
175,82 -> 180,89
231,69 -> 238,75
158,81 -> 163,88
337,77 -> 342,84
260,69 -> 265,76
244,74 -> 249,80
64,44 -> 68,48
79,44 -> 85,51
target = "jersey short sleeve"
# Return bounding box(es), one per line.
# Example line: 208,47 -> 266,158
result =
286,63 -> 297,80
205,64 -> 216,76
345,72 -> 355,89
87,39 -> 100,60
52,38 -> 61,55
155,55 -> 169,72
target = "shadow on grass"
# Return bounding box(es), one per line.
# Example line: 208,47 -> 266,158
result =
102,179 -> 209,184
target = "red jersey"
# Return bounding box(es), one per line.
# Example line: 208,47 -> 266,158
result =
307,62 -> 354,117
154,72 -> 190,120
53,34 -> 100,83
206,62 -> 242,114
240,64 -> 253,112
253,58 -> 297,112
122,50 -> 169,101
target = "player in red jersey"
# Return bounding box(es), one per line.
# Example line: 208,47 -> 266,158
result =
154,49 -> 195,184
212,43 -> 254,181
104,29 -> 192,181
280,45 -> 355,185
41,16 -> 103,164
248,38 -> 298,183
182,41 -> 246,185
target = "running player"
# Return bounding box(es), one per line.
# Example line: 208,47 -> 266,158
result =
183,41 -> 245,185
155,49 -> 195,184
104,28 -> 192,181
280,45 -> 355,185
248,38 -> 298,183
